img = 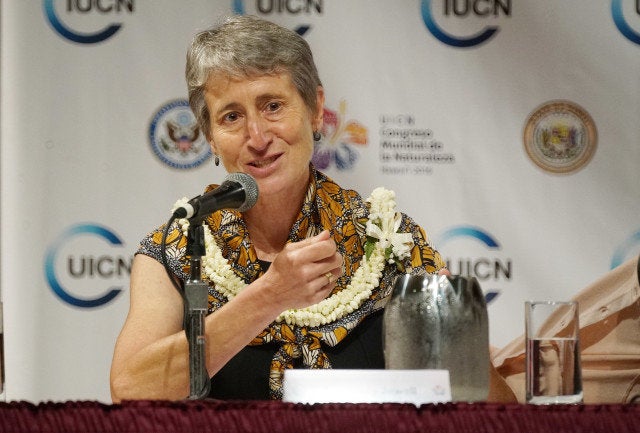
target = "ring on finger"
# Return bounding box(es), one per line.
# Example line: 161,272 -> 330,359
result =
324,271 -> 333,284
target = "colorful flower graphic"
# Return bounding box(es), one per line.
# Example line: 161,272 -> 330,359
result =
313,100 -> 368,170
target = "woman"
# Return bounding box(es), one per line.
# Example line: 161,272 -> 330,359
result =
110,15 -> 446,402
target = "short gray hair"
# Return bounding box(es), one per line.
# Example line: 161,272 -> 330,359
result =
186,15 -> 322,140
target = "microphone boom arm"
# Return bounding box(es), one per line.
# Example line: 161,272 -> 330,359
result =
160,172 -> 258,399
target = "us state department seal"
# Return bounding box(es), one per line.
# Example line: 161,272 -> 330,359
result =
149,99 -> 211,169
523,100 -> 597,174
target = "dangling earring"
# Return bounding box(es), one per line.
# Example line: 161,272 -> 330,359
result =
214,154 -> 220,166
313,131 -> 322,142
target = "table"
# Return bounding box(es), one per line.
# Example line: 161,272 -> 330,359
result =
1,400 -> 639,433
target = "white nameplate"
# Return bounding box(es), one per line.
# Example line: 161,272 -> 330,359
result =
282,369 -> 451,406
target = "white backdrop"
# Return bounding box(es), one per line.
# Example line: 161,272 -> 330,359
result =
1,0 -> 639,403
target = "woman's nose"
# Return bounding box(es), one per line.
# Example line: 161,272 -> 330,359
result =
247,117 -> 271,150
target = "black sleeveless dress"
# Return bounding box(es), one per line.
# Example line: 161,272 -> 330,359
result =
208,308 -> 385,400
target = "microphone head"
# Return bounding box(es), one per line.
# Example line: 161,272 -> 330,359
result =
225,172 -> 259,212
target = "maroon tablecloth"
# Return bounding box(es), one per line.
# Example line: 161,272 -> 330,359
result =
1,400 -> 639,433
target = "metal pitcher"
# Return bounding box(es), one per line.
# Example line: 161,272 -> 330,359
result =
383,273 -> 490,402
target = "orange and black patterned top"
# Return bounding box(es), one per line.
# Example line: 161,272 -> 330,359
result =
137,166 -> 445,399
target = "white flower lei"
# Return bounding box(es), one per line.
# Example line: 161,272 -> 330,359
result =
364,187 -> 414,266
172,187 -> 411,328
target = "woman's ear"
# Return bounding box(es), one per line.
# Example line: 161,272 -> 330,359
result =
313,86 -> 325,131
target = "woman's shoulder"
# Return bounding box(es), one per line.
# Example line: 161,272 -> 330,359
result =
135,213 -> 189,281
314,169 -> 369,212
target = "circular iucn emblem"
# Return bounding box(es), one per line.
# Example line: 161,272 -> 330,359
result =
523,100 -> 597,174
149,99 -> 211,169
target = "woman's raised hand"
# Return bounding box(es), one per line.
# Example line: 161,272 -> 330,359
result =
262,230 -> 343,311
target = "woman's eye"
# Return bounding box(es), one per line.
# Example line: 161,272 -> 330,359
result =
223,112 -> 239,122
266,102 -> 281,112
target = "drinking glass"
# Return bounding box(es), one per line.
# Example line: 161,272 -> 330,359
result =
525,301 -> 582,404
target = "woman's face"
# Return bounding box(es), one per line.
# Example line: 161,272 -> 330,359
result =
204,71 -> 324,199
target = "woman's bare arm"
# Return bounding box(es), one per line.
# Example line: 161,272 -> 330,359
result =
110,231 -> 342,402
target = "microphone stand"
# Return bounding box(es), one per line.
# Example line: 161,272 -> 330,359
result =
185,221 -> 210,399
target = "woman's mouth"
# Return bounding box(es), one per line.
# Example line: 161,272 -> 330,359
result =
249,154 -> 280,168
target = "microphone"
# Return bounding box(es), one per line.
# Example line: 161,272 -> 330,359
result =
173,172 -> 259,219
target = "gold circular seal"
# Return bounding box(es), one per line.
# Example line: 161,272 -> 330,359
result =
523,100 -> 597,174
